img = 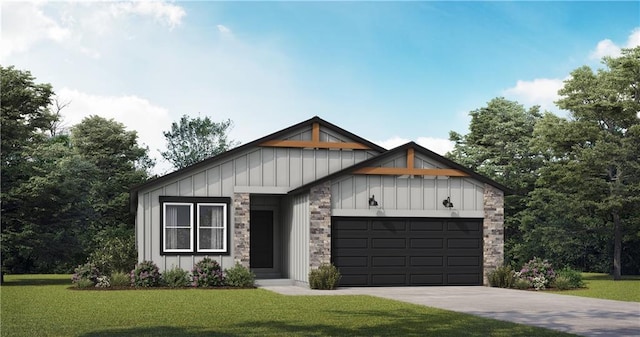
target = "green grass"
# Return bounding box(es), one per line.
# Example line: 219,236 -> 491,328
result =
0,274 -> 574,337
550,273 -> 640,302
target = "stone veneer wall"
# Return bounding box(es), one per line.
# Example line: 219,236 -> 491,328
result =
309,181 -> 332,268
483,183 -> 505,285
233,193 -> 250,268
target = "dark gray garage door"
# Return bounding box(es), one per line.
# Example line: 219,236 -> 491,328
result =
332,217 -> 483,286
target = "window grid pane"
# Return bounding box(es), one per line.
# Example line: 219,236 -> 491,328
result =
164,203 -> 193,251
198,204 -> 226,251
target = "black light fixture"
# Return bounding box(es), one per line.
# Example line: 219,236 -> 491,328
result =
442,196 -> 454,208
369,195 -> 378,207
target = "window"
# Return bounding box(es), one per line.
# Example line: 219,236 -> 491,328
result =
160,197 -> 231,255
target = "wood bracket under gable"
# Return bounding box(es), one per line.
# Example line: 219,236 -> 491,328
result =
260,122 -> 372,150
354,147 -> 469,177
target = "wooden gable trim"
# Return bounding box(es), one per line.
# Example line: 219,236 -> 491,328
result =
260,122 -> 372,150
354,148 -> 469,177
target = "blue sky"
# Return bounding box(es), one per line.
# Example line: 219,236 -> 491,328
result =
2,1 -> 639,174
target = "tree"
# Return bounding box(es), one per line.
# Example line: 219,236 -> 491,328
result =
448,97 -> 544,266
530,47 -> 640,278
1,66 -> 57,275
70,116 -> 154,246
161,115 -> 237,170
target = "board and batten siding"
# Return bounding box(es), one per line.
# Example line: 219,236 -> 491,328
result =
281,193 -> 310,284
136,140 -> 377,272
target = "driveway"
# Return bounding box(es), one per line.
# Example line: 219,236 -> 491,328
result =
260,285 -> 640,337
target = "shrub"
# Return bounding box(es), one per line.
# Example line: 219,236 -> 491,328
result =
162,266 -> 191,288
131,261 -> 161,287
224,263 -> 255,288
514,278 -> 530,290
89,227 -> 137,275
554,267 -> 584,289
553,275 -> 573,290
309,263 -> 341,290
110,271 -> 131,287
488,265 -> 516,288
95,275 -> 110,288
75,278 -> 95,289
192,258 -> 224,287
516,257 -> 556,290
72,263 -> 100,287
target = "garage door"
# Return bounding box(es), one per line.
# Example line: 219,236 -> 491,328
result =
332,217 -> 483,286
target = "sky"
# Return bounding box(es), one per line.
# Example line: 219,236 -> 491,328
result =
2,1 -> 639,175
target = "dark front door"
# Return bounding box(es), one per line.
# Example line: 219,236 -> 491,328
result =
332,217 -> 483,286
250,210 -> 274,268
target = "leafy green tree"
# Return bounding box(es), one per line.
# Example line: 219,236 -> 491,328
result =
161,115 -> 237,170
1,66 -> 57,275
71,116 -> 154,233
528,47 -> 640,278
448,97 -> 544,266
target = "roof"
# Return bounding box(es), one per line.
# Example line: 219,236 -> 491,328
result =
130,116 -> 387,194
288,141 -> 512,195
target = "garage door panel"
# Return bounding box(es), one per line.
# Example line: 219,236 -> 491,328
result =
410,238 -> 444,249
410,221 -> 444,231
340,274 -> 369,286
410,256 -> 444,267
371,238 -> 406,248
333,256 -> 368,267
371,256 -> 406,267
372,220 -> 406,231
334,238 -> 368,248
447,238 -> 481,249
448,273 -> 481,285
411,274 -> 444,285
372,274 -> 406,286
447,221 -> 481,232
332,217 -> 483,286
448,256 -> 481,266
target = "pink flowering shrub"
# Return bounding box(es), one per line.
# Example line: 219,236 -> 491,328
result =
191,257 -> 224,287
131,260 -> 161,287
515,257 -> 556,290
72,263 -> 100,287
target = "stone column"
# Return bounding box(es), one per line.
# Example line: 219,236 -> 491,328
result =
483,184 -> 504,285
233,193 -> 250,268
309,181 -> 332,268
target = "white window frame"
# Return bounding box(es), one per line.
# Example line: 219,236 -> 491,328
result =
196,203 -> 228,253
163,202 -> 194,253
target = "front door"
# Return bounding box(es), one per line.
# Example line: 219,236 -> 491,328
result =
250,210 -> 273,268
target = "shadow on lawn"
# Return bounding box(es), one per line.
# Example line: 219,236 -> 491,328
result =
1,276 -> 70,286
230,308 -> 557,337
79,326 -> 239,337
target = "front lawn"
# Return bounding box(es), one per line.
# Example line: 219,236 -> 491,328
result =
550,273 -> 640,302
0,274 -> 574,337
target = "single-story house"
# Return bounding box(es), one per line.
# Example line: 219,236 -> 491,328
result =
130,116 -> 507,286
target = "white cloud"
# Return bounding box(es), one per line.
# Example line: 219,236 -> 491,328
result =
375,136 -> 453,156
217,24 -> 232,34
0,1 -> 72,60
57,88 -> 174,174
109,1 -> 186,30
415,137 -> 454,156
590,27 -> 640,59
502,78 -> 565,112
0,1 -> 186,60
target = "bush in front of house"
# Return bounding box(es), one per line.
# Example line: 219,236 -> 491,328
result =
95,275 -> 110,288
488,265 -> 516,288
224,263 -> 255,288
515,257 -> 556,290
309,263 -> 341,290
192,257 -> 224,287
72,263 -> 100,288
110,271 -> 131,287
553,267 -> 584,290
162,266 -> 191,288
131,260 -> 161,287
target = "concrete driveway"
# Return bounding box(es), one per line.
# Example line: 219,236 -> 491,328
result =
261,285 -> 640,337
